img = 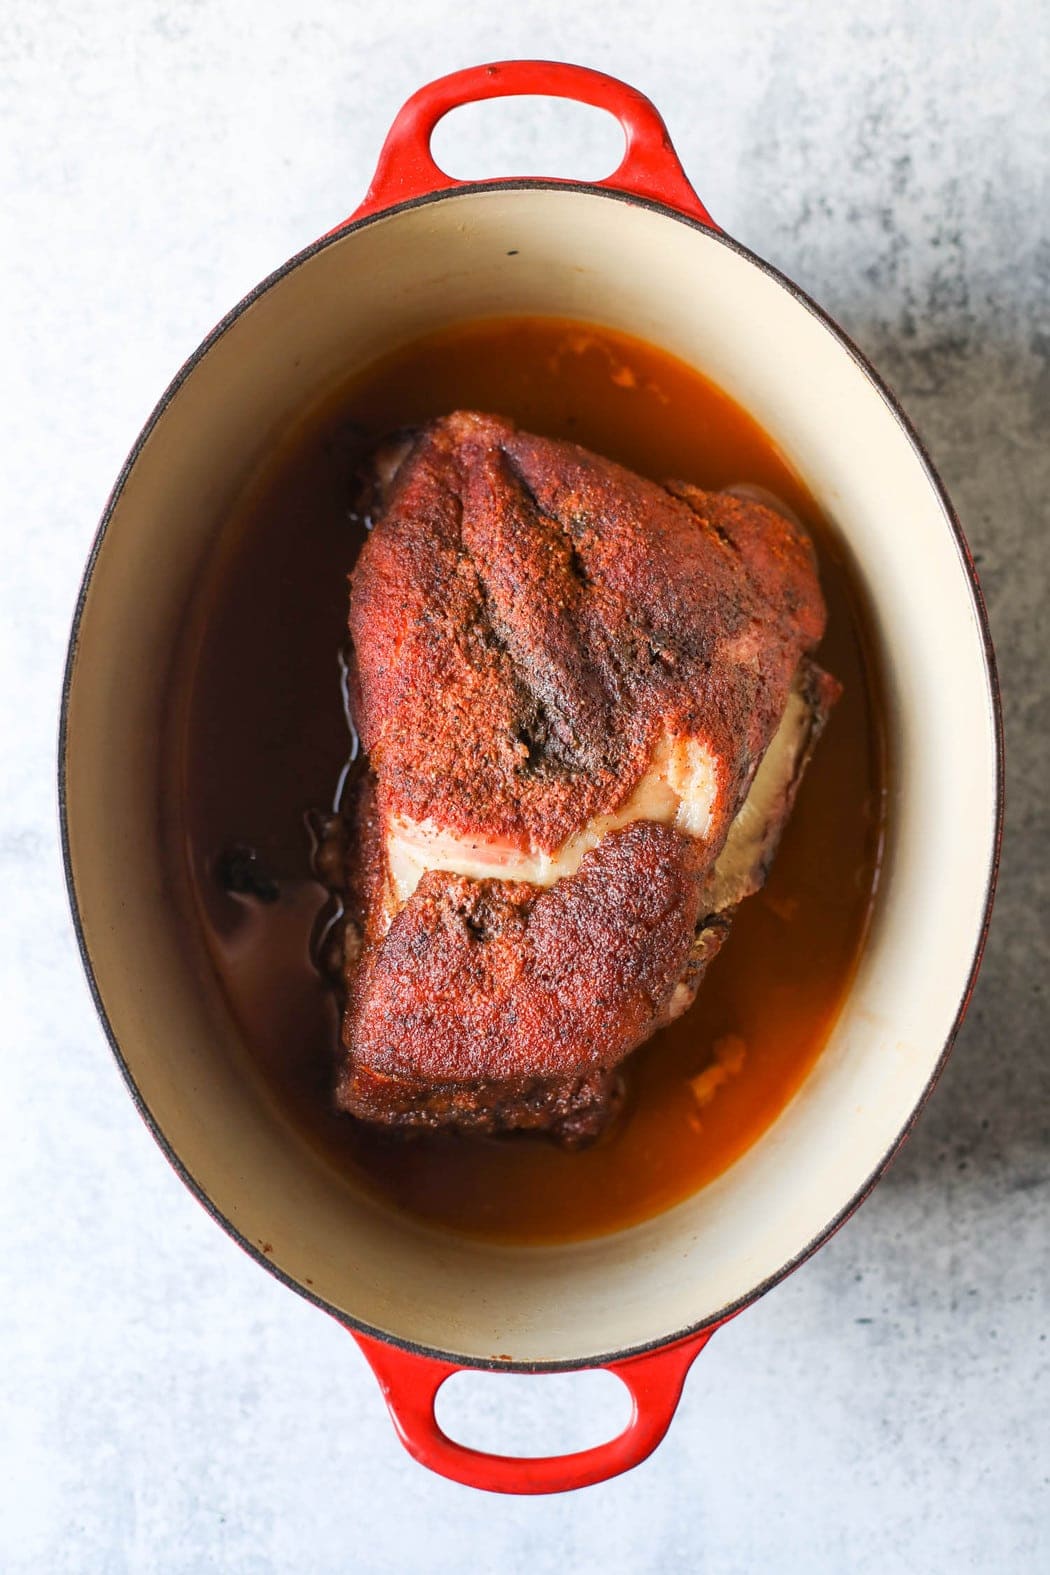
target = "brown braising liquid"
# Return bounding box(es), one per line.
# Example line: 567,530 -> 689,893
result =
175,317 -> 885,1244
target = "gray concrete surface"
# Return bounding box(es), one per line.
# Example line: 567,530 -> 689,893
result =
1,2 -> 1046,1570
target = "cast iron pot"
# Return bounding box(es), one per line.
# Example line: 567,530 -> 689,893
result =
60,61 -> 1002,1494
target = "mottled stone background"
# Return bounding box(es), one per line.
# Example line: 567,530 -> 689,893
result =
2,2 -> 1046,1570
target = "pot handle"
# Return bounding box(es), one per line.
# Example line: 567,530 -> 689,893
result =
339,60 -> 716,229
351,1324 -> 719,1494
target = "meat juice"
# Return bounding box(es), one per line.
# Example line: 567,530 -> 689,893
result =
171,317 -> 885,1243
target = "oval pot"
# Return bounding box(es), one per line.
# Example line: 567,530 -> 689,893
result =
60,59 -> 1003,1494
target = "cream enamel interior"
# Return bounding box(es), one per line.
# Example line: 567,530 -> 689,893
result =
63,188 -> 999,1365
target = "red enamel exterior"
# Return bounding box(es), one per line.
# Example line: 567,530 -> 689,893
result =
351,1323 -> 724,1494
334,60 -> 723,1494
337,59 -> 718,229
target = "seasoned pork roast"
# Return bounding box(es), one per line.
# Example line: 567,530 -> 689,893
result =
331,412 -> 839,1143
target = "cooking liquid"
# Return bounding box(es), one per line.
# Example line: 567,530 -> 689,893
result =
175,317 -> 885,1244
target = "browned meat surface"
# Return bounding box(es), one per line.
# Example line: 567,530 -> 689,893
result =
334,412 -> 839,1142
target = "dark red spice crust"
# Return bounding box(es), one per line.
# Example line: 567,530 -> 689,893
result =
340,813 -> 704,1089
336,413 -> 834,1139
348,411 -> 826,856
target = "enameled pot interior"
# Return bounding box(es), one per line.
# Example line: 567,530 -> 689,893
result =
63,187 -> 998,1365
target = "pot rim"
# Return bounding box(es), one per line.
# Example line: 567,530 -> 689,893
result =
59,178 -> 1004,1374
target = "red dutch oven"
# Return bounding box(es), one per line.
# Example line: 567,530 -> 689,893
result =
60,61 -> 1002,1494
